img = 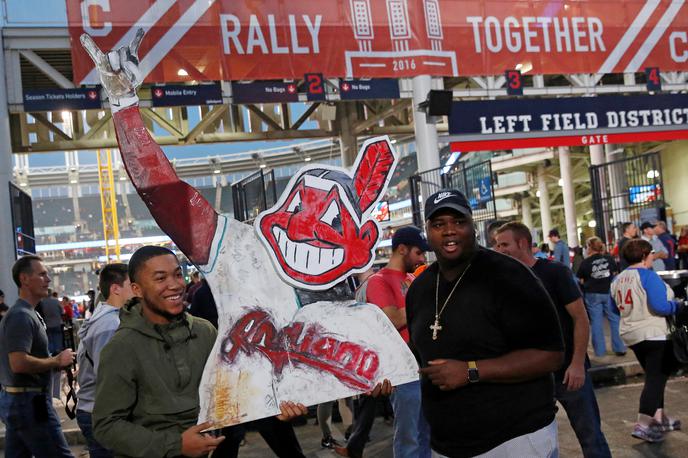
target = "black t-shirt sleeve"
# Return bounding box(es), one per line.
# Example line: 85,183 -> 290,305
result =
554,264 -> 582,306
497,264 -> 564,352
5,311 -> 34,353
576,258 -> 590,280
405,282 -> 421,364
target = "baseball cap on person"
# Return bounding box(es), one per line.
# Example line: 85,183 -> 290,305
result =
424,189 -> 472,221
640,221 -> 656,231
392,226 -> 431,252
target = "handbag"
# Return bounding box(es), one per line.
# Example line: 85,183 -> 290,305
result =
667,302 -> 688,364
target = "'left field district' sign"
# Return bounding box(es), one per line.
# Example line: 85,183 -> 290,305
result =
23,88 -> 101,111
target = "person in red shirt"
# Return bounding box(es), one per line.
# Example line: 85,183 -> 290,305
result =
61,296 -> 73,323
363,226 -> 431,457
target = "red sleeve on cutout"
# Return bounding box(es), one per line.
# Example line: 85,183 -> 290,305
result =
113,106 -> 218,265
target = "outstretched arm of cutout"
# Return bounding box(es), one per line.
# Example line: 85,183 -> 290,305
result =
81,31 -> 217,265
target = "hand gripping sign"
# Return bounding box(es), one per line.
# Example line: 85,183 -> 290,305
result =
82,30 -> 418,428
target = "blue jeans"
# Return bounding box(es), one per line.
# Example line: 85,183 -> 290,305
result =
76,409 -> 113,458
390,380 -> 431,458
0,390 -> 73,458
584,293 -> 626,356
554,366 -> 611,458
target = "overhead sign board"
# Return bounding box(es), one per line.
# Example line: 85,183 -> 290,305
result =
151,83 -> 223,107
448,93 -> 688,151
339,79 -> 400,100
23,88 -> 101,111
231,81 -> 298,104
67,0 -> 688,84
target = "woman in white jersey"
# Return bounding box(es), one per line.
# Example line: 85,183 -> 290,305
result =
611,239 -> 682,443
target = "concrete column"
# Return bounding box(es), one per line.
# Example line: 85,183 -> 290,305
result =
337,102 -> 357,168
589,144 -> 607,238
0,33 -> 18,303
589,144 -> 605,166
559,146 -> 579,247
537,165 -> 552,240
411,75 -> 440,174
521,197 -> 533,231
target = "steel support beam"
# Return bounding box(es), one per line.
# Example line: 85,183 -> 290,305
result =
19,50 -> 74,89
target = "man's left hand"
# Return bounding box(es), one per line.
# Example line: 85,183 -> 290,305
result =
276,401 -> 308,421
562,363 -> 586,391
419,359 -> 468,391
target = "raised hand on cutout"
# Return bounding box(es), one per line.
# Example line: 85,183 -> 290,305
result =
80,29 -> 144,111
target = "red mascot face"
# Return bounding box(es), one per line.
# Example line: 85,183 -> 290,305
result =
255,138 -> 396,290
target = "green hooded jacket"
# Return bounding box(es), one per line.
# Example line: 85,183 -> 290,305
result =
93,299 -> 217,457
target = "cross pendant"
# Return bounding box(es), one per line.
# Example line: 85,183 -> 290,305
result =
430,317 -> 442,340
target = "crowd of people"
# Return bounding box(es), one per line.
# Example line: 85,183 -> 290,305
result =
0,188 -> 686,457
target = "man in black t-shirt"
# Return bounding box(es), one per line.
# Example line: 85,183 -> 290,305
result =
0,256 -> 76,457
496,222 -> 612,458
616,222 -> 638,270
407,190 -> 564,458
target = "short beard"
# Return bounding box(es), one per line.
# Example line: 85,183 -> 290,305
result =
142,294 -> 184,322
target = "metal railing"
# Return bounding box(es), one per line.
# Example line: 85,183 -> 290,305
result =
408,160 -> 496,228
231,169 -> 277,223
589,152 -> 664,246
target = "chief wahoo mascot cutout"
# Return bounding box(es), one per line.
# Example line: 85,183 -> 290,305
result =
82,30 -> 419,428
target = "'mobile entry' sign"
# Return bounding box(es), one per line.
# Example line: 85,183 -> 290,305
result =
448,94 -> 688,151
23,88 -> 101,111
231,81 -> 298,104
151,84 -> 223,107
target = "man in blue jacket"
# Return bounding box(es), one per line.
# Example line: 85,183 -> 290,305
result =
76,263 -> 134,457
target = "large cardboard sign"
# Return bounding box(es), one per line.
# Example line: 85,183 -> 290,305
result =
195,137 -> 419,427
68,0 -> 688,84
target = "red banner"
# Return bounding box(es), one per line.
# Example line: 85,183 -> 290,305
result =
67,0 -> 688,85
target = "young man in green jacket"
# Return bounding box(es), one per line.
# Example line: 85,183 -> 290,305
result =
92,246 -> 223,457
92,246 -> 305,457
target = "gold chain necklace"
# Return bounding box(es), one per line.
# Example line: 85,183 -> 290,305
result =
431,263 -> 472,340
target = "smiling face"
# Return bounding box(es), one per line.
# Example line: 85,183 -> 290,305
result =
131,254 -> 186,324
257,173 -> 378,290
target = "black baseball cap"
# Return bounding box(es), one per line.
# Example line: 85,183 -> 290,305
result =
392,226 -> 431,251
640,221 -> 656,231
424,189 -> 472,221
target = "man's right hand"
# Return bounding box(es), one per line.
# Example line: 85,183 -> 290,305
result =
181,422 -> 225,457
54,348 -> 76,368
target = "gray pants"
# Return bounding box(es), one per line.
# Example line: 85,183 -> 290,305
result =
317,398 -> 354,438
432,420 -> 559,458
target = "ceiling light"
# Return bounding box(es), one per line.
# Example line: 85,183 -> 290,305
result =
213,169 -> 221,174
588,220 -> 597,228
260,163 -> 267,169
304,156 -> 311,162
177,69 -> 189,76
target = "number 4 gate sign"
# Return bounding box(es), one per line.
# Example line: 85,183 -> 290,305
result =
68,0 -> 688,84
